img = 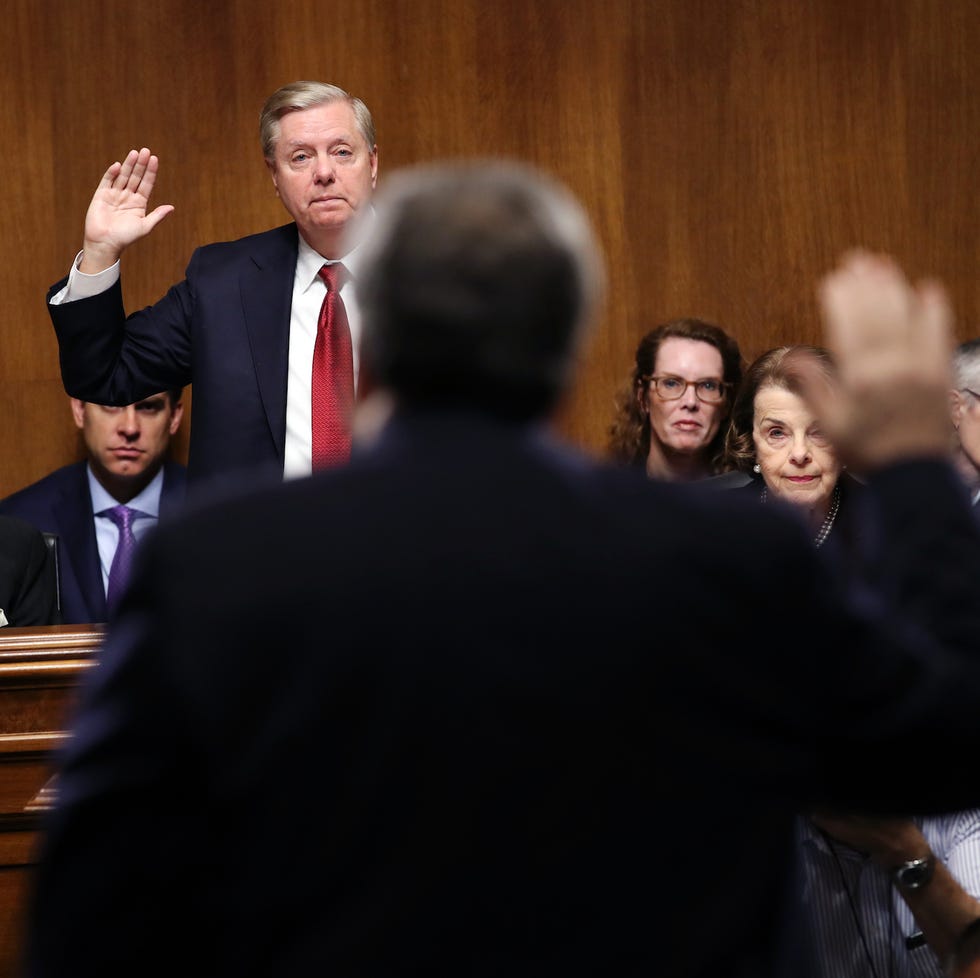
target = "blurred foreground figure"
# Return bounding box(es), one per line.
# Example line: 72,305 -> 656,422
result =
24,164 -> 980,978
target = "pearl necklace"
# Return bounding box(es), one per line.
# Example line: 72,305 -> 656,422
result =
760,482 -> 841,548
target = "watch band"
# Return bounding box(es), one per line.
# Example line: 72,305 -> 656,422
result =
892,855 -> 936,890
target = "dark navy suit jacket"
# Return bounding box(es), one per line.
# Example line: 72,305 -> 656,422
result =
0,515 -> 59,626
48,223 -> 300,497
0,461 -> 187,624
23,412 -> 980,978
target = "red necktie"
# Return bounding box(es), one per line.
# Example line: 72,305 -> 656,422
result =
312,262 -> 354,469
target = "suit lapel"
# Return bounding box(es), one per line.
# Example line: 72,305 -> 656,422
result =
53,467 -> 107,623
239,224 -> 298,466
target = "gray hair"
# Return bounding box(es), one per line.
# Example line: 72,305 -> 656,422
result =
953,338 -> 980,391
356,159 -> 605,421
259,81 -> 376,160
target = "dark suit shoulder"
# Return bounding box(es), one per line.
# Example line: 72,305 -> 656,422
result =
0,462 -> 88,519
188,223 -> 298,273
0,514 -> 59,626
0,513 -> 51,549
161,460 -> 188,489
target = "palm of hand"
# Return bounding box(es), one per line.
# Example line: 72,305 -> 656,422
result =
85,185 -> 154,248
82,148 -> 173,259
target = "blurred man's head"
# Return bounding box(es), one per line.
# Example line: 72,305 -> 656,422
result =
356,160 -> 604,423
71,390 -> 184,503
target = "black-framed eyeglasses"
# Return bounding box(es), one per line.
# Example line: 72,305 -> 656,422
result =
961,388 -> 980,402
642,375 -> 729,404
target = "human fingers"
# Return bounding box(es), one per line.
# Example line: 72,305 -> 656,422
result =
96,160 -> 123,191
134,153 -> 163,201
818,250 -> 912,353
114,148 -> 141,189
123,147 -> 155,196
816,250 -> 955,468
142,203 -> 175,233
796,354 -> 841,428
910,278 -> 954,387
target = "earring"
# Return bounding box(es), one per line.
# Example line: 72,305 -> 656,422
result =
753,463 -> 761,474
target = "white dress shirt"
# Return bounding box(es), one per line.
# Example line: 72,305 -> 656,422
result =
51,212 -> 373,482
797,812 -> 980,977
87,466 -> 164,596
282,232 -> 365,479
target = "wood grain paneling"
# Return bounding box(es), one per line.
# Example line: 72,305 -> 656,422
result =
1,0 -> 977,494
0,625 -> 101,977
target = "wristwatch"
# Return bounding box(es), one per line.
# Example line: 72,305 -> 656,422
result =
892,855 -> 936,890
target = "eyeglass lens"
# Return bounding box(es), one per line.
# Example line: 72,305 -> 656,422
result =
651,376 -> 725,403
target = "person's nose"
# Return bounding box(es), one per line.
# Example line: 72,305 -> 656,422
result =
313,154 -> 335,185
117,408 -> 140,439
679,384 -> 700,409
788,434 -> 811,464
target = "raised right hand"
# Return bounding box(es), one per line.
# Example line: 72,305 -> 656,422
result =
79,148 -> 175,273
814,249 -> 954,472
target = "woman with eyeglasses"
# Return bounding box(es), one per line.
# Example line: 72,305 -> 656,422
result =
715,343 -> 980,978
607,318 -> 744,481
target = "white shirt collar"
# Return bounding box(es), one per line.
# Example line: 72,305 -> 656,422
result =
295,207 -> 375,293
87,464 -> 165,517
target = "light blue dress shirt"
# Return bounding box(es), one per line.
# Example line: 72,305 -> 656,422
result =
87,466 -> 164,596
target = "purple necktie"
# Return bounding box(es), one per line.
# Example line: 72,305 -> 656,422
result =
104,504 -> 138,611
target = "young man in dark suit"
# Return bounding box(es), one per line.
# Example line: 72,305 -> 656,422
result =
47,81 -> 378,495
0,391 -> 186,623
24,162 -> 980,978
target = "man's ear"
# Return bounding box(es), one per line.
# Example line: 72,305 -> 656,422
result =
168,401 -> 185,435
951,389 -> 965,428
69,398 -> 86,431
266,158 -> 280,197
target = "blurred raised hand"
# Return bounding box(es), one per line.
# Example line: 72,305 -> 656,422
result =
814,249 -> 954,471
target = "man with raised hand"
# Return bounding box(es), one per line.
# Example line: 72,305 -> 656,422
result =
48,81 -> 378,495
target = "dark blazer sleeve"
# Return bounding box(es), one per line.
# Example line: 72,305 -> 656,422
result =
48,274 -> 194,407
48,225 -> 299,490
0,516 -> 59,626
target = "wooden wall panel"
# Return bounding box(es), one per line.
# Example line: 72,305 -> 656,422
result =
1,0 -> 977,496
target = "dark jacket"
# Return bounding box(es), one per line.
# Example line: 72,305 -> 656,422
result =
0,461 -> 187,624
0,515 -> 59,626
25,413 -> 980,978
48,223 -> 301,496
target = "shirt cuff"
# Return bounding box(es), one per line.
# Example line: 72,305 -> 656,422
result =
49,251 -> 121,304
